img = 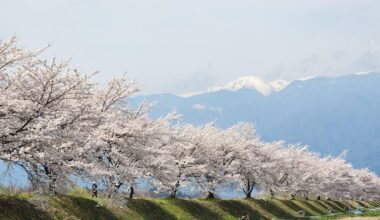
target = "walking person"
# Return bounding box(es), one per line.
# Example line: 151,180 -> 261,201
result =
92,181 -> 98,197
129,186 -> 134,199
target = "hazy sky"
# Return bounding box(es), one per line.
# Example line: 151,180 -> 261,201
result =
1,0 -> 380,94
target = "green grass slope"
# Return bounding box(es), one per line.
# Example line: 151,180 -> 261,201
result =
0,193 -> 379,220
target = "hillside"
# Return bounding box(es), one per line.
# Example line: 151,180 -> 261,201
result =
1,192 -> 380,220
130,72 -> 380,174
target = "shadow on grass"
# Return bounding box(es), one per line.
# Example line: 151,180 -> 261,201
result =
323,200 -> 345,212
356,201 -> 371,208
302,201 -> 326,214
334,201 -> 350,211
169,199 -> 222,220
0,195 -> 52,220
127,199 -> 176,220
216,200 -> 267,220
278,200 -> 316,216
313,200 -> 331,211
369,201 -> 380,207
53,195 -> 118,220
250,199 -> 294,219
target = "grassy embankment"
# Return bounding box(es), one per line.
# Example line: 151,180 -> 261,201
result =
0,189 -> 379,220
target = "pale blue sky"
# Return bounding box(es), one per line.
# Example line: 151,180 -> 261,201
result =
1,0 -> 380,94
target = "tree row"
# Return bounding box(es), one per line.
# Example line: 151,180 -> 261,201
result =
1,37 -> 379,201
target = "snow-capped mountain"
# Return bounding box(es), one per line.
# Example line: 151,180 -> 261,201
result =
212,76 -> 289,96
130,72 -> 380,174
182,76 -> 289,97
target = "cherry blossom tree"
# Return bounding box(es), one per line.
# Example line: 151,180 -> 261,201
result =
227,123 -> 278,199
1,38 -> 95,194
1,37 -> 380,201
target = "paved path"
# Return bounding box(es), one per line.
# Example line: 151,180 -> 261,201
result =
339,217 -> 380,220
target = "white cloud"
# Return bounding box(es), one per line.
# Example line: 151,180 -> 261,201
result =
2,0 -> 380,94
193,104 -> 206,110
193,104 -> 222,113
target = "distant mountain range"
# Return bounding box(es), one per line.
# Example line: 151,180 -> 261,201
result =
130,72 -> 380,174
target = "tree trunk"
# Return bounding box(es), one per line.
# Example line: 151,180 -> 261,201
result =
243,179 -> 255,199
170,188 -> 177,198
107,177 -> 123,198
269,188 -> 275,199
43,163 -> 57,196
291,193 -> 296,200
108,183 -> 122,198
28,173 -> 40,192
48,176 -> 57,196
303,192 -> 309,200
207,191 -> 215,199
170,180 -> 180,198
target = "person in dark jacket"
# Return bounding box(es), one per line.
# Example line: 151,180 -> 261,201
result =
92,181 -> 98,197
129,186 -> 134,199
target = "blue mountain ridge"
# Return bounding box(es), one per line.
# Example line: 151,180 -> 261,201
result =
130,72 -> 380,174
